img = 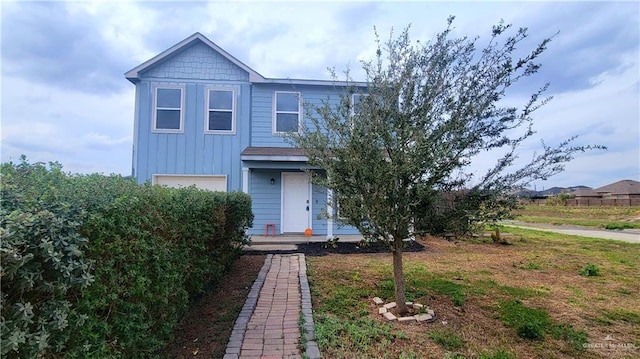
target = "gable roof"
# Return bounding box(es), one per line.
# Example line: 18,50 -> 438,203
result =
125,32 -> 366,87
594,179 -> 640,195
125,32 -> 265,83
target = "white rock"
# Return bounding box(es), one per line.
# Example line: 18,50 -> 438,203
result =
383,302 -> 397,309
405,302 -> 413,307
412,303 -> 424,310
398,316 -> 416,323
427,309 -> 435,316
378,307 -> 387,314
415,314 -> 433,322
383,312 -> 397,321
373,297 -> 384,305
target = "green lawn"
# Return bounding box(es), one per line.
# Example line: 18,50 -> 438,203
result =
307,228 -> 640,358
513,205 -> 640,229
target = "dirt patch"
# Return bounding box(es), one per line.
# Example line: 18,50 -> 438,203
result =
161,255 -> 266,358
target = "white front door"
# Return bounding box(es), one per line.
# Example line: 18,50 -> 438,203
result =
282,172 -> 311,233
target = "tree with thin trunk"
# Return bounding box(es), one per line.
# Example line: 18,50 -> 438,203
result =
289,18 -> 603,315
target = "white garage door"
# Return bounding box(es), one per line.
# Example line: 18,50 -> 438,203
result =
153,175 -> 227,192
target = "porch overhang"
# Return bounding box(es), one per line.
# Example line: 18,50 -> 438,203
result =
241,147 -> 309,162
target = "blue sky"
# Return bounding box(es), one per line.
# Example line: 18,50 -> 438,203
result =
1,0 -> 638,189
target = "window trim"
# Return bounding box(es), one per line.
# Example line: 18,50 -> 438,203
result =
273,91 -> 302,134
350,93 -> 369,116
205,87 -> 237,134
152,85 -> 185,133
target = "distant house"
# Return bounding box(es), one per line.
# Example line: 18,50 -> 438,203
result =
594,179 -> 640,199
125,32 -> 362,238
571,188 -> 601,199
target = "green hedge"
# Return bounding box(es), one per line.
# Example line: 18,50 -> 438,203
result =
1,158 -> 253,358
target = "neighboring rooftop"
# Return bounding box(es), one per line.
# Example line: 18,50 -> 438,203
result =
594,179 -> 640,195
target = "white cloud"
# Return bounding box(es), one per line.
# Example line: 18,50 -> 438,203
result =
1,0 -> 638,188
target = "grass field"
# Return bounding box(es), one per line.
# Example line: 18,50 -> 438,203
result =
307,229 -> 639,358
513,205 -> 640,229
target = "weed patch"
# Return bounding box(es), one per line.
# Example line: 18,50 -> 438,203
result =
315,314 -> 406,354
602,309 -> 640,324
498,300 -> 551,340
579,263 -> 600,277
425,278 -> 466,306
498,300 -> 588,350
428,328 -> 464,350
549,323 -> 588,351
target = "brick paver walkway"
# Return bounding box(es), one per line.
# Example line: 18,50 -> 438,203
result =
225,254 -> 320,359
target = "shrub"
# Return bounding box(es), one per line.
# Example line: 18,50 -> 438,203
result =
1,158 -> 253,358
579,263 -> 600,277
1,160 -> 94,358
545,193 -> 573,206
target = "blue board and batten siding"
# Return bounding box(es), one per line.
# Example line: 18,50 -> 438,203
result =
130,35 -> 360,236
132,41 -> 251,191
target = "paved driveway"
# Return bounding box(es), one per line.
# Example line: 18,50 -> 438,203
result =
503,221 -> 640,243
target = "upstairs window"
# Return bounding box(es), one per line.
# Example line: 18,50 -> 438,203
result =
274,92 -> 301,133
153,86 -> 184,132
206,88 -> 236,133
351,93 -> 365,116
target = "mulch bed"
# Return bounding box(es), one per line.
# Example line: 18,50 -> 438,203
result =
244,240 -> 426,256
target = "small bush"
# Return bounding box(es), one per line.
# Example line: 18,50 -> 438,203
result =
579,263 -> 600,277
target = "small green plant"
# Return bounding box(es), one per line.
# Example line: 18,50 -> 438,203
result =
357,238 -> 372,248
579,263 -> 600,277
490,227 -> 510,244
428,328 -> 464,350
298,312 -> 308,352
322,236 -> 340,249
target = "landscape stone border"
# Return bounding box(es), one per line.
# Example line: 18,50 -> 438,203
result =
224,254 -> 273,357
298,253 -> 321,359
373,297 -> 436,323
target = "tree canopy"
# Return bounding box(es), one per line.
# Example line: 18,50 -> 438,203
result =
289,17 -> 602,315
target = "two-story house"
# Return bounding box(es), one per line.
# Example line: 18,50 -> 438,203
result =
125,32 -> 360,238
